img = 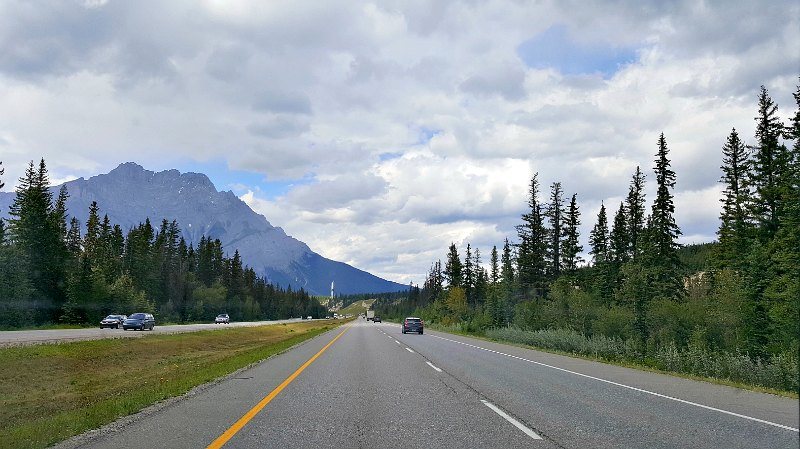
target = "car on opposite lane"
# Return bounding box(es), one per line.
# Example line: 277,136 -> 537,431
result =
214,314 -> 230,324
100,314 -> 127,329
373,316 -> 382,323
401,317 -> 423,334
123,313 -> 155,331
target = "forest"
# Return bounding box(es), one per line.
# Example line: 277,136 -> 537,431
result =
376,84 -> 799,393
0,160 -> 326,328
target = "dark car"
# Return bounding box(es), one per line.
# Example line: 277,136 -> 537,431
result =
100,314 -> 127,329
123,313 -> 155,331
401,317 -> 423,334
373,316 -> 382,323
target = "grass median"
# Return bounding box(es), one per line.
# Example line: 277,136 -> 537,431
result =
0,320 -> 340,449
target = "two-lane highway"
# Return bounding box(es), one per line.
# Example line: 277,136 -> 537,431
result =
60,319 -> 799,449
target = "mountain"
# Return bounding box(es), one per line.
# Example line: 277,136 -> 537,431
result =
0,162 -> 406,296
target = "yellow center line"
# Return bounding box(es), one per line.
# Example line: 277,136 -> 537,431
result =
206,324 -> 351,449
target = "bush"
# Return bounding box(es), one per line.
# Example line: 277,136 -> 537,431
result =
486,326 -> 798,393
486,327 -> 640,362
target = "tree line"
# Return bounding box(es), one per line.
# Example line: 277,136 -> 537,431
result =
0,160 -> 325,328
377,83 -> 799,367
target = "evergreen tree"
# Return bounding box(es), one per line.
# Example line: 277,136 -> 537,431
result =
0,160 -> 5,245
473,248 -> 487,307
748,86 -> 787,242
516,173 -> 548,297
500,238 -> 515,324
610,202 -> 629,264
444,243 -> 463,288
463,243 -> 474,304
589,203 -> 609,264
490,245 -> 500,285
8,159 -> 66,319
84,201 -> 101,262
545,181 -> 564,279
716,128 -> 752,267
650,133 -> 683,300
486,245 -> 502,326
625,166 -> 646,260
561,193 -> 583,273
66,218 -> 82,256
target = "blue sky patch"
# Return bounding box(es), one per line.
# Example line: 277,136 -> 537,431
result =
416,126 -> 442,145
517,25 -> 638,77
164,159 -> 304,199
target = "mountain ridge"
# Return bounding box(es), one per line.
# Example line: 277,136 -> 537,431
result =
0,162 -> 405,296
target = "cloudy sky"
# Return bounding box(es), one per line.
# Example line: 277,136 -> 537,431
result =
0,0 -> 797,285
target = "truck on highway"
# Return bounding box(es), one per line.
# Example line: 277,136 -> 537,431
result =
366,310 -> 375,321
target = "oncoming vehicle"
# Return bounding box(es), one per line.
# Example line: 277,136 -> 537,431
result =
123,313 -> 155,331
215,314 -> 230,324
373,316 -> 382,323
401,317 -> 423,334
100,314 -> 127,329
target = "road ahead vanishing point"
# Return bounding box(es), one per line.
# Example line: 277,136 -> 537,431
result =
59,320 -> 798,449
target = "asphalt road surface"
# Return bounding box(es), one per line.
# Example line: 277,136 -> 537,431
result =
60,320 -> 799,449
0,318 -> 311,347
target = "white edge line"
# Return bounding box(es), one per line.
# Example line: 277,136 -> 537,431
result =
405,347 -> 415,353
431,334 -> 799,433
481,400 -> 542,440
426,361 -> 443,372
395,340 -> 401,345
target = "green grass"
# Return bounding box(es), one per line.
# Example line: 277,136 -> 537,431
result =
0,320 -> 339,449
338,299 -> 376,317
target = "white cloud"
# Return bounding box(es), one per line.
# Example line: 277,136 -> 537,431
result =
0,0 -> 797,282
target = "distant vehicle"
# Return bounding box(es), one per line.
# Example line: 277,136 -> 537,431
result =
215,314 -> 230,324
100,314 -> 126,329
366,310 -> 375,321
373,316 -> 381,323
401,317 -> 423,334
306,316 -> 313,320
123,313 -> 155,331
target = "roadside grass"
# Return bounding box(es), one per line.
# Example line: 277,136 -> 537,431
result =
426,323 -> 799,399
0,320 -> 338,449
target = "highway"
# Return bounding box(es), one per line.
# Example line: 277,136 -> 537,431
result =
0,318 -> 308,347
58,320 -> 799,449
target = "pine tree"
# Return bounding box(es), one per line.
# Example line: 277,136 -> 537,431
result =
500,238 -> 515,324
625,166 -> 646,260
589,203 -> 609,264
561,193 -> 583,273
463,243 -> 474,304
650,133 -> 683,300
516,174 -> 548,297
444,243 -> 463,288
748,86 -> 787,242
545,182 -> 564,279
589,202 -> 613,303
0,160 -> 5,244
473,247 -> 487,307
84,201 -> 101,261
66,218 -> 81,256
716,128 -> 752,267
486,245 -> 502,326
610,202 -> 629,264
8,159 -> 67,319
490,245 -> 500,285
